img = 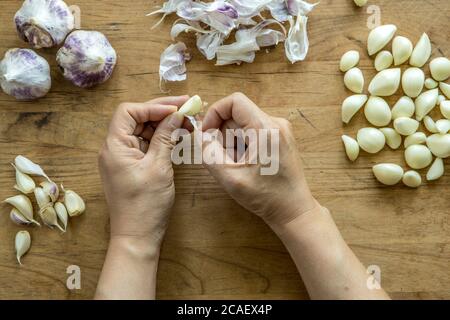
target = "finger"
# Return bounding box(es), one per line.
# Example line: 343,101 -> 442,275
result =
139,125 -> 155,141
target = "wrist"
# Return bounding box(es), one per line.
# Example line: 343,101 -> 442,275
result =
109,235 -> 161,262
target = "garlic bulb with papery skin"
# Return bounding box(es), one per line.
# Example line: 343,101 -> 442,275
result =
357,128 -> 386,154
374,51 -> 393,71
405,145 -> 433,169
402,67 -> 424,98
440,82 -> 450,99
415,88 -> 439,121
426,134 -> 450,158
57,30 -> 117,88
15,231 -> 31,265
372,164 -> 404,186
392,96 -> 415,119
368,68 -> 400,96
364,96 -> 392,127
14,0 -> 74,49
404,132 -> 426,148
344,67 -> 364,93
426,158 -> 444,181
392,36 -> 413,66
394,117 -> 419,136
367,24 -> 397,56
402,170 -> 422,188
0,49 -> 51,100
380,128 -> 402,150
341,135 -> 359,161
341,94 -> 368,124
441,101 -> 450,120
410,33 -> 431,68
429,57 -> 450,82
340,50 -> 360,72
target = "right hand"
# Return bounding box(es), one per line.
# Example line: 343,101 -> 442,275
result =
199,93 -> 318,229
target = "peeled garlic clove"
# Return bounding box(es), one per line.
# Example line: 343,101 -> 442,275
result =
415,88 -> 439,121
402,170 -> 422,188
63,186 -> 86,217
40,181 -> 59,203
393,117 -> 419,136
423,116 -> 439,134
367,24 -> 397,56
3,195 -> 34,222
341,135 -> 359,161
353,0 -> 368,7
440,101 -> 450,119
392,36 -> 413,66
15,230 -> 31,265
374,51 -> 393,71
429,57 -> 450,82
368,68 -> 401,96
39,206 -> 65,232
340,50 -> 360,72
380,128 -> 402,150
401,67 -> 425,98
404,132 -> 427,148
344,68 -> 364,93
54,202 -> 68,231
440,82 -> 450,99
11,163 -> 35,194
34,187 -> 51,210
435,119 -> 450,134
427,133 -> 450,158
57,30 -> 117,88
341,94 -> 368,124
405,145 -> 433,169
364,96 -> 392,127
426,158 -> 444,181
372,164 -> 404,186
392,96 -> 415,119
409,33 -> 431,68
14,155 -> 51,182
357,128 -> 386,154
424,78 -> 438,90
179,95 -> 203,116
438,95 -> 446,105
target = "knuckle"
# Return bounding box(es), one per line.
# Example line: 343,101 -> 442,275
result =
231,92 -> 247,101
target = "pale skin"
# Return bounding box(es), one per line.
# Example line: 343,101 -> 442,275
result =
95,93 -> 390,300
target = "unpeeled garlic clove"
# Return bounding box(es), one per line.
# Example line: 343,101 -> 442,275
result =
14,155 -> 51,182
372,163 -> 404,186
62,186 -> 86,217
344,68 -> 364,93
402,170 -> 422,188
440,82 -> 450,99
374,51 -> 393,71
405,145 -> 433,169
392,36 -> 413,66
179,95 -> 203,116
34,187 -> 51,210
364,96 -> 392,127
435,119 -> 450,134
15,230 -> 31,265
40,181 -> 59,203
368,68 -> 401,96
415,88 -> 439,121
12,163 -> 35,194
426,134 -> 450,158
3,195 -> 35,223
440,101 -> 450,119
39,206 -> 65,232
426,158 -> 444,181
392,96 -> 415,119
401,67 -> 424,98
380,128 -> 402,149
341,94 -> 368,124
54,202 -> 68,231
423,116 -> 439,134
409,33 -> 431,67
367,24 -> 397,56
340,50 -> 360,72
341,135 -> 359,161
404,132 -> 427,148
429,57 -> 450,82
393,117 -> 419,136
357,128 -> 386,154
424,78 -> 438,90
10,208 -> 40,227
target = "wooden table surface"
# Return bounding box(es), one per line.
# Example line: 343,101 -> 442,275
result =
0,0 -> 449,300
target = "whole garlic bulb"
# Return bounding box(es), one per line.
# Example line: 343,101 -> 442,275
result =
0,48 -> 51,100
14,0 -> 74,49
57,30 -> 117,88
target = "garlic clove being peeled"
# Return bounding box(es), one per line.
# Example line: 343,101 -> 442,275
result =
426,134 -> 450,158
380,128 -> 402,150
392,36 -> 413,66
54,202 -> 68,231
57,30 -> 117,88
14,0 -> 74,49
340,50 -> 360,72
179,95 -> 203,116
402,170 -> 422,188
34,187 -> 51,210
435,119 -> 450,135
357,128 -> 386,154
39,206 -> 65,232
10,207 -> 40,227
40,181 -> 59,203
374,51 -> 393,71
62,186 -> 86,217
341,94 -> 368,124
405,145 -> 433,169
401,67 -> 424,98
364,96 -> 392,127
429,57 -> 450,82
368,68 -> 401,96
367,24 -> 397,56
392,96 -> 415,119
415,88 -> 439,121
440,101 -> 450,120
372,164 -> 404,186
424,78 -> 438,90
440,82 -> 450,99
344,67 -> 364,93
12,163 -> 35,194
393,117 -> 419,136
426,158 -> 444,181
3,195 -> 35,223
341,135 -> 359,161
15,231 -> 31,265
404,132 -> 427,149
0,49 -> 51,100
409,33 -> 431,68
423,116 -> 439,134
14,155 -> 51,182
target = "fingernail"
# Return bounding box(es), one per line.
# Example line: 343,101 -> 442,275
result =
169,111 -> 185,128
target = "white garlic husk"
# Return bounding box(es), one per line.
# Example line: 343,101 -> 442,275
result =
402,170 -> 422,188
380,128 -> 402,150
426,158 -> 444,181
34,187 -> 51,210
409,33 -> 431,68
415,88 -> 439,121
404,145 -> 433,169
357,128 -> 386,154
374,50 -> 393,71
401,67 -> 424,98
14,0 -> 74,49
341,135 -> 359,161
0,49 -> 51,100
40,205 -> 65,232
341,94 -> 368,124
54,202 -> 68,231
15,230 -> 31,265
429,57 -> 450,82
10,207 -> 40,227
3,195 -> 37,224
57,30 -> 117,88
340,50 -> 360,72
435,119 -> 450,135
423,116 -> 439,134
392,36 -> 413,66
40,181 -> 59,203
404,132 -> 427,149
372,163 -> 404,186
392,96 -> 415,119
440,82 -> 450,99
440,101 -> 450,119
424,78 -> 438,90
344,67 -> 364,93
364,96 -> 392,127
62,186 -> 86,217
12,163 -> 35,194
426,134 -> 450,158
367,24 -> 397,56
368,68 -> 401,96
393,117 -> 419,136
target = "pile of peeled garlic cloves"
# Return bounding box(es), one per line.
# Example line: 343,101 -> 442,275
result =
4,155 -> 86,265
340,24 -> 450,187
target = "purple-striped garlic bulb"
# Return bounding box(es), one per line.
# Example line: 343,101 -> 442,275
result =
56,30 -> 117,88
14,0 -> 75,49
0,48 -> 51,100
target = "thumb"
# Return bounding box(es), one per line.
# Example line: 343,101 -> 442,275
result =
147,111 -> 185,160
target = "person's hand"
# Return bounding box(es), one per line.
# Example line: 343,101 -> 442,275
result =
98,95 -> 190,249
199,92 -> 318,229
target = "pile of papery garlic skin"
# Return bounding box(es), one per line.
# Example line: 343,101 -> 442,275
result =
3,156 -> 85,265
340,24 -> 450,187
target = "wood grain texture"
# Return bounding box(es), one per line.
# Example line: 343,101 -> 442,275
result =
0,0 -> 449,300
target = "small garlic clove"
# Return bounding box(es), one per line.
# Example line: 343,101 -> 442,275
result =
3,195 -> 34,222
405,145 -> 433,169
426,158 -> 444,181
14,155 -> 51,182
426,134 -> 450,158
11,163 -> 35,194
435,119 -> 450,135
39,206 -> 65,232
10,207 -> 40,227
15,230 -> 31,265
409,33 -> 431,68
393,117 -> 419,136
404,132 -> 427,149
179,95 -> 203,116
34,187 -> 51,210
438,95 -> 446,105
401,67 -> 425,98
440,101 -> 450,120
402,170 -> 422,188
367,24 -> 397,56
440,82 -> 450,99
344,68 -> 364,93
40,181 -> 59,203
357,128 -> 386,154
392,96 -> 415,119
341,94 -> 368,124
62,186 -> 86,217
392,36 -> 413,66
353,0 -> 368,7
429,57 -> 450,82
341,135 -> 359,161
368,68 -> 401,96
374,50 -> 393,71
380,128 -> 402,150
415,88 -> 439,121
424,78 -> 438,90
423,116 -> 439,134
54,202 -> 69,231
372,164 -> 404,186
339,50 -> 360,72
364,96 -> 392,127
